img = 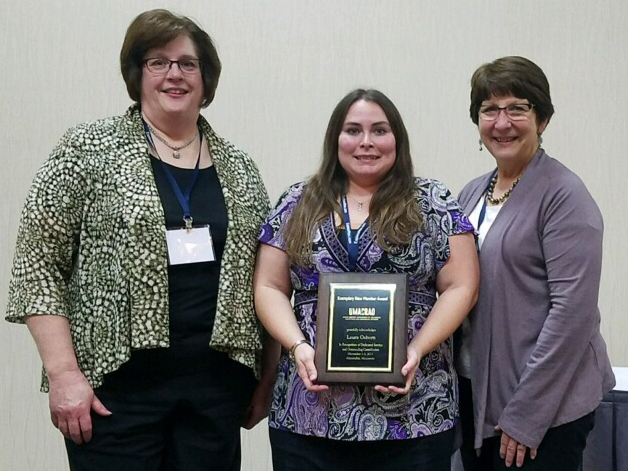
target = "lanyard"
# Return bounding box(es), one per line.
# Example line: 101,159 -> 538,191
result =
477,197 -> 488,230
143,119 -> 203,230
476,169 -> 498,230
340,195 -> 366,271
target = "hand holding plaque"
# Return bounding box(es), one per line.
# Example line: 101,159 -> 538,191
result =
289,339 -> 329,392
314,273 -> 408,386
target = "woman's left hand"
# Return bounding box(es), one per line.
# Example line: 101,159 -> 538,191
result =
242,331 -> 280,429
242,378 -> 274,429
496,425 -> 537,467
374,345 -> 421,395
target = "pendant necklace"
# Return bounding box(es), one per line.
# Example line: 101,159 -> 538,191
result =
146,123 -> 197,159
348,194 -> 371,211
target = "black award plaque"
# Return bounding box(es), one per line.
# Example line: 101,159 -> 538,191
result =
315,272 -> 408,386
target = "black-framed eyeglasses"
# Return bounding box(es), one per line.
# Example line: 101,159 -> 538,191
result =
479,103 -> 535,121
144,58 -> 202,75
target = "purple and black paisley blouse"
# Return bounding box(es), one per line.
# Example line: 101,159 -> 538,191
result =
259,178 -> 473,441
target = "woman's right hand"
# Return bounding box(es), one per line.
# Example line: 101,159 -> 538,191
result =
292,343 -> 328,392
48,368 -> 112,444
24,315 -> 113,445
254,244 -> 328,393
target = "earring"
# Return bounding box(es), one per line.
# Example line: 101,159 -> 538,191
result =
538,134 -> 543,146
478,139 -> 483,151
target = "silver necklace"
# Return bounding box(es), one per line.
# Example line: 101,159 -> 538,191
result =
146,123 -> 197,159
347,194 -> 371,211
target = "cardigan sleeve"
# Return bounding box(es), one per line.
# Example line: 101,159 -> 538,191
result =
497,173 -> 604,448
5,127 -> 88,323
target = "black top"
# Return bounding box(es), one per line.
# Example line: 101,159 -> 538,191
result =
152,157 -> 227,348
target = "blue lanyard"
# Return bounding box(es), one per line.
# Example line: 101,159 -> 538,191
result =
476,170 -> 498,230
340,195 -> 366,271
477,197 -> 488,230
142,119 -> 203,229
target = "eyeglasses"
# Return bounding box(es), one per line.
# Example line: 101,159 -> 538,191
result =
144,58 -> 202,75
479,103 -> 535,121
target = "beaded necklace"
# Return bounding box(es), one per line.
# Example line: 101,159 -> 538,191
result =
485,174 -> 521,205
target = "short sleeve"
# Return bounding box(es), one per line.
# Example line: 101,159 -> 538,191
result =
417,178 -> 474,270
258,182 -> 305,250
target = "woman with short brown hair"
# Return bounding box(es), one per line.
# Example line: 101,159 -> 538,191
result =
457,56 -> 615,470
6,9 -> 273,471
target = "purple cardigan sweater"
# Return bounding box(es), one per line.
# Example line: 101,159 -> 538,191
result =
458,149 -> 615,449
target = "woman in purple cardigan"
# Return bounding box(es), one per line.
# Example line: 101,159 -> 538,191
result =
456,56 -> 615,470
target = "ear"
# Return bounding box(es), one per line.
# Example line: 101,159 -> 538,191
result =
537,119 -> 549,134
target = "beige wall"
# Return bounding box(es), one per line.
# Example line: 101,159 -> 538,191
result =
1,1 -> 627,469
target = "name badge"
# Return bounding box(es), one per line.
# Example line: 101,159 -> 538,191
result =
165,225 -> 215,265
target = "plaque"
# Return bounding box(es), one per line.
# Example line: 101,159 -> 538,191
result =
315,272 -> 408,386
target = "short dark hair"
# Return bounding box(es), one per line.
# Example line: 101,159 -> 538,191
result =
469,56 -> 554,126
120,9 -> 221,108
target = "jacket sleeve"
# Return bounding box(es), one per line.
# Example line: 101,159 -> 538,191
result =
498,174 -> 603,448
5,127 -> 87,323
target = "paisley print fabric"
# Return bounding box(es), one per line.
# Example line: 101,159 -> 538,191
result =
259,179 -> 473,441
5,105 -> 270,391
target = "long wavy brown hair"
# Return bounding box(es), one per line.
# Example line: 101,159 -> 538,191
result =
284,89 -> 423,266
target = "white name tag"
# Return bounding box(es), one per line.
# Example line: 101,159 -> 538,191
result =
165,225 -> 216,265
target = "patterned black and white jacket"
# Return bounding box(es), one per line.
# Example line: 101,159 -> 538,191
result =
6,105 -> 270,391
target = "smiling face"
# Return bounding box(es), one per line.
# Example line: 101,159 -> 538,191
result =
479,94 -> 547,167
337,100 -> 397,188
140,34 -> 204,124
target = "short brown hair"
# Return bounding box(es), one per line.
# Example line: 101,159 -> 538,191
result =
469,56 -> 554,126
120,9 -> 221,108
